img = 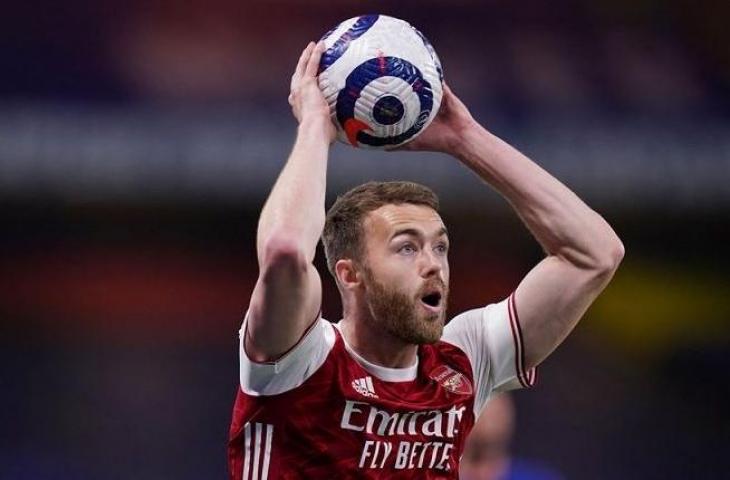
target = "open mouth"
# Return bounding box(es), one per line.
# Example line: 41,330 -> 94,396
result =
420,291 -> 442,308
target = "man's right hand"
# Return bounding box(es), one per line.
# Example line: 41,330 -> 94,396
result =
288,41 -> 336,143
246,42 -> 331,363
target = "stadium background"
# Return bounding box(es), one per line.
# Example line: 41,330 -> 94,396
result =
1,0 -> 728,478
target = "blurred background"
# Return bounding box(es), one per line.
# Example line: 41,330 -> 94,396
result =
1,0 -> 729,478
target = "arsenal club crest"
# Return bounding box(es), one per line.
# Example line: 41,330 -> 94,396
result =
429,365 -> 473,396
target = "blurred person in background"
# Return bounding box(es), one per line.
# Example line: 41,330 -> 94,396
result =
460,394 -> 563,480
227,39 -> 623,478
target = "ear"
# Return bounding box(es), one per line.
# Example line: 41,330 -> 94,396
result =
335,258 -> 362,291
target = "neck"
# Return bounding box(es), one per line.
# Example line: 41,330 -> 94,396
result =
339,314 -> 418,369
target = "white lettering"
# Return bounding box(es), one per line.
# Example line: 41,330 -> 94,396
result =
366,407 -> 399,436
358,440 -> 374,468
371,440 -> 381,468
394,441 -> 410,469
341,401 -> 467,440
357,440 -> 394,469
396,411 -> 412,435
387,441 -> 454,471
446,405 -> 465,437
422,410 -> 443,437
428,442 -> 443,468
380,441 -> 393,468
341,400 -> 368,432
436,443 -> 454,471
417,441 -> 432,468
407,441 -> 423,468
407,411 -> 427,435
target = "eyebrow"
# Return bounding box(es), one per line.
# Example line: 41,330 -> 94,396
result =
391,226 -> 449,241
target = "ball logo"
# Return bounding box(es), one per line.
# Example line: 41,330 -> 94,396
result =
336,56 -> 434,148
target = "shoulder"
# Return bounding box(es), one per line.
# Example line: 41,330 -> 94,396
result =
441,304 -> 491,351
440,300 -> 512,350
239,316 -> 338,396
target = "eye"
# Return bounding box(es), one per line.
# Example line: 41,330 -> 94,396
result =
398,243 -> 417,255
434,243 -> 449,255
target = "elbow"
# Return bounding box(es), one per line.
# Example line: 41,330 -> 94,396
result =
259,235 -> 309,279
593,237 -> 625,276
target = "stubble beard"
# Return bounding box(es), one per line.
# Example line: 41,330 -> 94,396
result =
362,266 -> 447,345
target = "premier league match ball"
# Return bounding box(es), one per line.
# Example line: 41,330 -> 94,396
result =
317,14 -> 444,149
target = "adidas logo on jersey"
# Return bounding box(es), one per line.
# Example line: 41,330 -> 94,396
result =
352,376 -> 378,398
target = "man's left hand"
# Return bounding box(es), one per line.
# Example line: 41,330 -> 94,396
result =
394,83 -> 476,154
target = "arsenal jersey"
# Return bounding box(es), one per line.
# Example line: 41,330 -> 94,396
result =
228,293 -> 536,479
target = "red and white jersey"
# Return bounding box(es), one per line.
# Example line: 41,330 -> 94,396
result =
228,292 -> 536,479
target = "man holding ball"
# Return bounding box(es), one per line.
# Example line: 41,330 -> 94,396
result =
228,40 -> 623,479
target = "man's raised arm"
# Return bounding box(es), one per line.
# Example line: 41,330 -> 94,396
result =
246,41 -> 335,362
405,85 -> 624,370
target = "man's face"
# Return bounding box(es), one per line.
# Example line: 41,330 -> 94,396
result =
359,203 -> 450,344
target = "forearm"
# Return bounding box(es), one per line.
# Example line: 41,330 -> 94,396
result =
257,120 -> 330,264
455,122 -> 623,269
410,86 -> 622,369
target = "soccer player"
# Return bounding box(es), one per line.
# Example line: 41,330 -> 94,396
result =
228,41 -> 623,479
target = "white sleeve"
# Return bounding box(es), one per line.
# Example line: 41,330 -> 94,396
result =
239,313 -> 336,396
441,292 -> 537,417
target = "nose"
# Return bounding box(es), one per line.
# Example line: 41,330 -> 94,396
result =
419,248 -> 443,279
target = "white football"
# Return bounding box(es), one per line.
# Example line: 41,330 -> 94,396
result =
317,15 -> 444,149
